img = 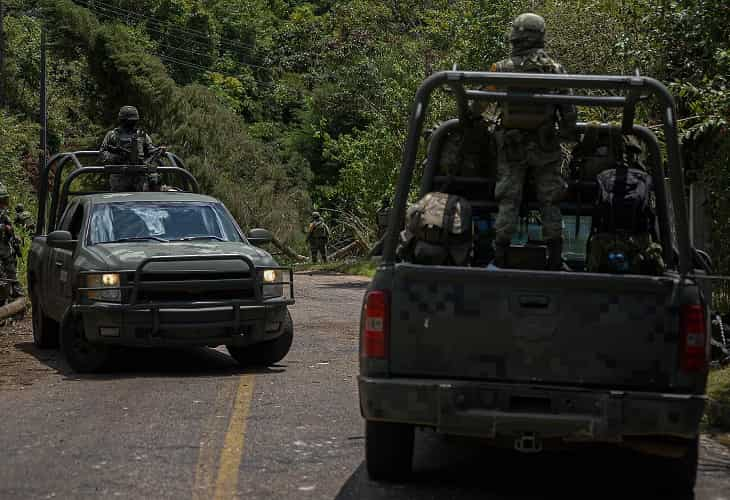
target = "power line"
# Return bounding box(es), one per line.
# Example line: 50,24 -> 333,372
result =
88,5 -> 272,72
88,0 -> 261,55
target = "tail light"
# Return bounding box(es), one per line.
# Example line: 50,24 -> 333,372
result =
679,304 -> 708,372
363,290 -> 388,359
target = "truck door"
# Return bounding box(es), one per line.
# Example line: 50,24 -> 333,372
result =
48,202 -> 85,319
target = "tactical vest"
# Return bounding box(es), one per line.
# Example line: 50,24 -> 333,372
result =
310,221 -> 328,239
494,50 -> 564,130
112,128 -> 147,164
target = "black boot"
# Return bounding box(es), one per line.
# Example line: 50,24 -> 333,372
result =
494,241 -> 510,268
547,239 -> 563,271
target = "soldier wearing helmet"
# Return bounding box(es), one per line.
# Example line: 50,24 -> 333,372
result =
306,212 -> 330,263
489,13 -> 577,270
99,105 -> 158,192
0,184 -> 23,297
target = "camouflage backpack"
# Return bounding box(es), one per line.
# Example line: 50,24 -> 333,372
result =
397,192 -> 472,266
495,49 -> 564,130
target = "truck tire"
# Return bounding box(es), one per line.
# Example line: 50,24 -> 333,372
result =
665,436 -> 699,493
31,293 -> 59,349
60,314 -> 110,373
365,420 -> 414,481
228,311 -> 293,367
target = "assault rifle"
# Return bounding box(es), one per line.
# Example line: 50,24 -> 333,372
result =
104,141 -> 167,192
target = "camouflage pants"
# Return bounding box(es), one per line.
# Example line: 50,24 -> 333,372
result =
310,239 -> 327,263
587,232 -> 665,275
494,129 -> 565,245
0,244 -> 17,282
109,174 -> 146,192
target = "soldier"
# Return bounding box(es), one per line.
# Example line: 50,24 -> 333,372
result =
0,185 -> 23,297
14,204 -> 34,233
306,212 -> 330,263
99,106 -> 158,192
489,13 -> 577,270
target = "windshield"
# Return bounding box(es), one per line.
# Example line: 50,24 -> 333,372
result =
87,201 -> 243,245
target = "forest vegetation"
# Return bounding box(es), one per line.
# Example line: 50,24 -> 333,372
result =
0,0 -> 728,266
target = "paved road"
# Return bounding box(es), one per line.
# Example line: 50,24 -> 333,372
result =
0,273 -> 729,499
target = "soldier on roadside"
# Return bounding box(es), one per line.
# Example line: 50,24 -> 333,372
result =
0,185 -> 23,297
489,13 -> 577,270
14,204 -> 35,233
306,212 -> 330,264
99,106 -> 159,192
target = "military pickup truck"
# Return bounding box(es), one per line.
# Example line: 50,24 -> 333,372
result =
359,72 -> 710,491
28,152 -> 294,373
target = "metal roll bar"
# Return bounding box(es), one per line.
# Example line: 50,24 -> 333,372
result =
384,71 -> 690,275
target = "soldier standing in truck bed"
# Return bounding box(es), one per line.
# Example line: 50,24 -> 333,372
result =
99,106 -> 157,192
489,13 -> 577,270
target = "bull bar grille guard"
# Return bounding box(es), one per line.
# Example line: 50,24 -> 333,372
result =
75,254 -> 294,334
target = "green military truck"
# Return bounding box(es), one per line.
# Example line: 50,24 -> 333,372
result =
359,72 -> 711,491
28,152 -> 294,372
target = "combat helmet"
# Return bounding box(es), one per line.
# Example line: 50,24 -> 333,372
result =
312,211 -> 321,220
510,13 -> 546,47
118,105 -> 140,122
15,203 -> 24,213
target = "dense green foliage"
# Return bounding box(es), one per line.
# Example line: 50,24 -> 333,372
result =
1,0 -> 728,261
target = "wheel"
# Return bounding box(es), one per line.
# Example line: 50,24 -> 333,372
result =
228,311 -> 293,367
663,437 -> 699,494
31,292 -> 59,349
365,420 -> 415,481
60,314 -> 110,373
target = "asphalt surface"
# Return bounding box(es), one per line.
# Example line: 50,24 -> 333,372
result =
0,273 -> 729,499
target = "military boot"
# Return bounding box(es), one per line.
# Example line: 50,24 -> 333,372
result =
494,241 -> 510,268
547,238 -> 563,271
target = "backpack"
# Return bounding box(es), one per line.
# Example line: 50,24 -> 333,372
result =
397,192 -> 472,266
496,50 -> 564,130
594,165 -> 653,235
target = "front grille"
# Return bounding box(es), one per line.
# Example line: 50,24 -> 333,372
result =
139,272 -> 250,282
127,271 -> 256,303
137,288 -> 255,302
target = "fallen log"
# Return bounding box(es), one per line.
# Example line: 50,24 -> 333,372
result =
327,239 -> 369,261
0,297 -> 27,321
271,236 -> 308,262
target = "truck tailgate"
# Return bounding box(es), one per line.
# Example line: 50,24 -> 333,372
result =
390,264 -> 681,390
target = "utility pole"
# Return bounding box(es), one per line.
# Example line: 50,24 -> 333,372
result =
0,0 -> 5,107
40,25 -> 47,168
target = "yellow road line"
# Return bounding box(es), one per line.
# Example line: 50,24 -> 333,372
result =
192,379 -> 237,500
213,374 -> 256,500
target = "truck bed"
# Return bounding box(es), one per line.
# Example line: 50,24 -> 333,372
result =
389,264 -> 696,392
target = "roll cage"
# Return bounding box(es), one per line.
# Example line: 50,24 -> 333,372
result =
35,151 -> 200,236
384,71 -> 692,275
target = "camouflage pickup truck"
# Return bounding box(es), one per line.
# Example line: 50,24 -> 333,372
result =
28,152 -> 294,373
359,72 -> 711,491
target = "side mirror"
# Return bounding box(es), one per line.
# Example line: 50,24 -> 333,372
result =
47,230 -> 78,251
247,228 -> 273,246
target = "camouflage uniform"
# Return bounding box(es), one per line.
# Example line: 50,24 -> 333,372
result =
14,204 -> 34,233
99,106 -> 156,192
307,212 -> 330,263
0,186 -> 22,297
490,13 -> 577,269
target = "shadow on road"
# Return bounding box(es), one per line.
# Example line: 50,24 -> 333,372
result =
16,341 -> 286,381
335,432 -> 697,500
318,281 -> 370,290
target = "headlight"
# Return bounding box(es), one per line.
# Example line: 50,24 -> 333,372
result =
260,269 -> 284,298
85,273 -> 122,302
102,273 -> 120,286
